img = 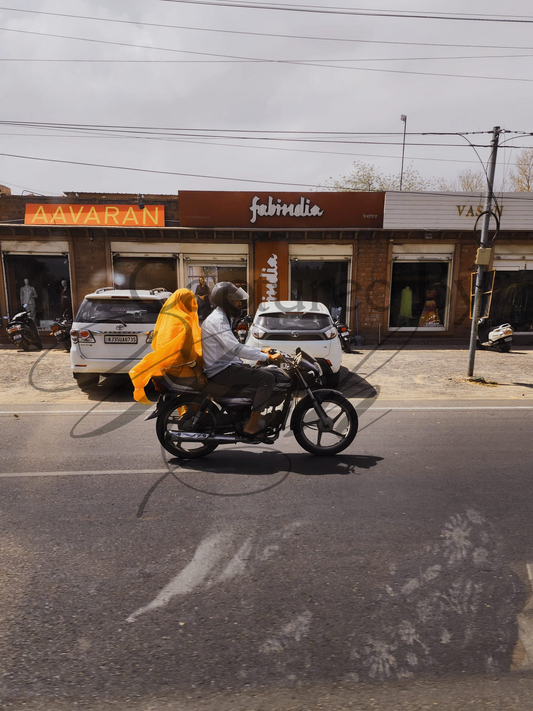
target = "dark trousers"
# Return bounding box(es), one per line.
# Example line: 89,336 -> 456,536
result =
208,364 -> 275,413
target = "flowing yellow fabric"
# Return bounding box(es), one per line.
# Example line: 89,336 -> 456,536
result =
129,289 -> 203,405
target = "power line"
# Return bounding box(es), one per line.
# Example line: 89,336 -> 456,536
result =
0,121 -> 491,136
0,130 -> 484,164
157,0 -> 533,24
3,51 -> 533,63
0,151 -> 323,188
4,5 -> 533,52
2,27 -> 533,84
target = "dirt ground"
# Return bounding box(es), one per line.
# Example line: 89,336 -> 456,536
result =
1,342 -> 532,404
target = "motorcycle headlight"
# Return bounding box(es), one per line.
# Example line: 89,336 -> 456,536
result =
324,327 -> 338,340
251,326 -> 266,339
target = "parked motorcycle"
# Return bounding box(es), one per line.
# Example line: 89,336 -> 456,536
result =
476,319 -> 514,353
50,311 -> 73,351
152,349 -> 358,459
4,308 -> 43,351
233,313 -> 253,344
334,319 -> 353,353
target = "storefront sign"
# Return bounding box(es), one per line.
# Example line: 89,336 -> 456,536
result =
384,192 -> 532,230
179,191 -> 384,228
24,204 -> 165,227
254,241 -> 289,302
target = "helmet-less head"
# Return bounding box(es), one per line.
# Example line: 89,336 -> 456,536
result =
210,281 -> 249,318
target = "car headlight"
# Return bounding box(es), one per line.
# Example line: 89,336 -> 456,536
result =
251,326 -> 266,339
324,327 -> 338,340
145,330 -> 154,344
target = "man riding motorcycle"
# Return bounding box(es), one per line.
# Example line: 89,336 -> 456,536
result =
201,282 -> 282,437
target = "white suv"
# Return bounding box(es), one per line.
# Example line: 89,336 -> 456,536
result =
246,301 -> 343,388
70,287 -> 172,390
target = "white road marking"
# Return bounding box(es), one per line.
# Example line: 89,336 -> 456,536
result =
127,532 -> 234,623
1,405 -> 533,417
516,563 -> 533,668
0,409 -> 148,415
0,468 -> 170,478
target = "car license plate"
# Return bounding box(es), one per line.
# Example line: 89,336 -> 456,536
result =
13,334 -> 22,340
504,337 -> 512,342
104,335 -> 138,344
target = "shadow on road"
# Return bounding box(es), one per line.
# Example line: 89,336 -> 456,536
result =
169,450 -> 383,477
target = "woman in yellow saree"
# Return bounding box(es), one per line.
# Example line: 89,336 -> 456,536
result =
129,288 -> 203,405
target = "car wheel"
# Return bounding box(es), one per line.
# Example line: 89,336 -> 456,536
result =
74,373 -> 100,391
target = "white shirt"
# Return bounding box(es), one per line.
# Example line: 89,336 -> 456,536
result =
201,307 -> 268,378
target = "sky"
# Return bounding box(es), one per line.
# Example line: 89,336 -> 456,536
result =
1,0 -> 533,196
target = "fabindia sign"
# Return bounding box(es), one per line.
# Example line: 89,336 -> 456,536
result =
24,204 -> 165,227
178,191 -> 384,228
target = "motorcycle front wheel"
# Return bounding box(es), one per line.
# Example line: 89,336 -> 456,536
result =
157,398 -> 219,459
292,392 -> 358,456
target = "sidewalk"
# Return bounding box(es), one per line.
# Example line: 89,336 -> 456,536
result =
0,344 -> 532,404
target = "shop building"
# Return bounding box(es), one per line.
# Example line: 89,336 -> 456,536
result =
1,189 -> 532,344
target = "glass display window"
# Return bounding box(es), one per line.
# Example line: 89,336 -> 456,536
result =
186,263 -> 248,320
389,260 -> 450,329
113,256 -> 177,294
490,270 -> 533,332
4,254 -> 72,328
290,260 -> 350,322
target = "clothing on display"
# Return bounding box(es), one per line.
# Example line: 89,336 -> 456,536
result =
399,286 -> 413,319
418,288 -> 441,327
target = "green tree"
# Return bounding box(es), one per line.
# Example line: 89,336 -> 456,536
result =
436,168 -> 486,192
322,161 -> 433,192
509,148 -> 533,192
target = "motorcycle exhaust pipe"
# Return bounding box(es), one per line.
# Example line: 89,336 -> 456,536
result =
165,431 -> 239,444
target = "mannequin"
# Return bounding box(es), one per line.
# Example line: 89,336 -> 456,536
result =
418,288 -> 441,327
20,278 -> 38,320
60,279 -> 72,315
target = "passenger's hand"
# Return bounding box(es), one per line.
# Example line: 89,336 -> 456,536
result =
197,372 -> 208,387
261,347 -> 271,354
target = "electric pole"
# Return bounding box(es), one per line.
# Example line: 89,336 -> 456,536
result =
399,115 -> 407,191
467,125 -> 501,377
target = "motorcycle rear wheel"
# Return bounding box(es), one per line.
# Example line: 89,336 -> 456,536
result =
292,392 -> 358,456
157,398 -> 219,459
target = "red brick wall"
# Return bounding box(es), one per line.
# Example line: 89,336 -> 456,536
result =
355,235 -> 389,336
70,232 -> 109,308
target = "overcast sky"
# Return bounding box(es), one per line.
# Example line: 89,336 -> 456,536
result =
1,0 -> 533,197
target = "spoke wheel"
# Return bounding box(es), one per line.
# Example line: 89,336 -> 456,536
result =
293,392 -> 358,456
157,398 -> 219,460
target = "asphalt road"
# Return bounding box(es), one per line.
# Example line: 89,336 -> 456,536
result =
1,399 -> 533,710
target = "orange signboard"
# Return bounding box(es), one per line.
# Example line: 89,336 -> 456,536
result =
24,204 -> 165,227
178,191 -> 384,229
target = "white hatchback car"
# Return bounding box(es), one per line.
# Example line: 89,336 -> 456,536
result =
70,287 -> 172,390
246,301 -> 343,388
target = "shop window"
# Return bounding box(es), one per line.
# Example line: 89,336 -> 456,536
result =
113,257 -> 177,294
290,260 -> 349,321
490,270 -> 533,332
187,263 -> 248,319
389,261 -> 450,329
4,254 -> 72,328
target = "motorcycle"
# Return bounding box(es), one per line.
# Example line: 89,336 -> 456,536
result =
50,311 -> 73,351
334,318 -> 353,354
4,308 -> 43,351
233,313 -> 253,344
476,319 -> 514,353
151,349 -> 358,459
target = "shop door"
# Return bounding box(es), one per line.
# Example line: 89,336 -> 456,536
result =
290,260 -> 350,321
491,269 -> 533,332
4,254 -> 72,328
113,257 -> 177,294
